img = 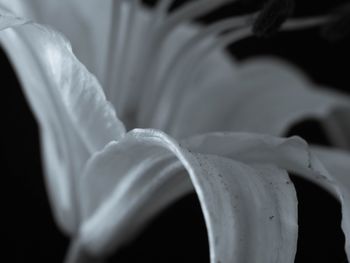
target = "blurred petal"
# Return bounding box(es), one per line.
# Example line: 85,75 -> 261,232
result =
322,107 -> 350,150
134,27 -> 236,129
0,0 -> 113,82
0,15 -> 125,234
0,1 -> 237,129
0,9 -> 29,29
311,146 -> 350,260
76,129 -> 298,263
166,58 -> 350,139
101,1 -> 237,128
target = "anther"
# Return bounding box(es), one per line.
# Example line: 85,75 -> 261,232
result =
253,0 -> 295,37
321,3 -> 350,42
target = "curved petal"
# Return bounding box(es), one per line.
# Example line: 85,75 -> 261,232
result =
183,132 -> 350,260
181,132 -> 337,195
0,0 -> 113,82
166,58 -> 350,139
0,15 -> 125,235
311,146 -> 350,260
79,143 -> 192,254
73,129 -> 298,263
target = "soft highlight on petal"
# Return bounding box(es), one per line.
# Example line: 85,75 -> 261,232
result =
0,0 -> 113,82
0,14 -> 125,234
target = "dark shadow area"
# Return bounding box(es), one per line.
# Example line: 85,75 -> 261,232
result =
143,0 -> 348,18
291,175 -> 347,263
287,119 -> 332,147
232,28 -> 350,94
107,193 -> 209,262
287,120 -> 347,262
0,46 -> 69,263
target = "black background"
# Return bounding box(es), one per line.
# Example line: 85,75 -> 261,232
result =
1,0 -> 350,262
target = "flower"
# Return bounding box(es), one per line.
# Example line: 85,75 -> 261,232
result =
1,1 -> 350,262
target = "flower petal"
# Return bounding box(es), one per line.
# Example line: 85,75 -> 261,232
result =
184,132 -> 350,259
135,32 -> 236,130
164,58 -> 350,139
0,0 -> 113,82
75,129 -> 298,263
182,132 -> 337,195
0,9 -> 29,29
0,1 -> 240,130
100,1 -> 238,129
0,15 -> 125,234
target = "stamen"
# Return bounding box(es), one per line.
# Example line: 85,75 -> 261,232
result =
149,15 -> 254,129
135,0 -> 236,126
321,3 -> 350,42
117,0 -> 167,127
164,0 -> 233,32
236,0 -> 264,10
164,26 -> 252,133
253,0 -> 295,37
104,0 -> 124,98
112,0 -> 140,113
162,16 -> 328,133
155,0 -> 174,15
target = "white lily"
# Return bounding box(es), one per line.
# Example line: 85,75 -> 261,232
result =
1,1 -> 350,262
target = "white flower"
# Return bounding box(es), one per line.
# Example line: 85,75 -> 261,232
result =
1,1 -> 350,262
